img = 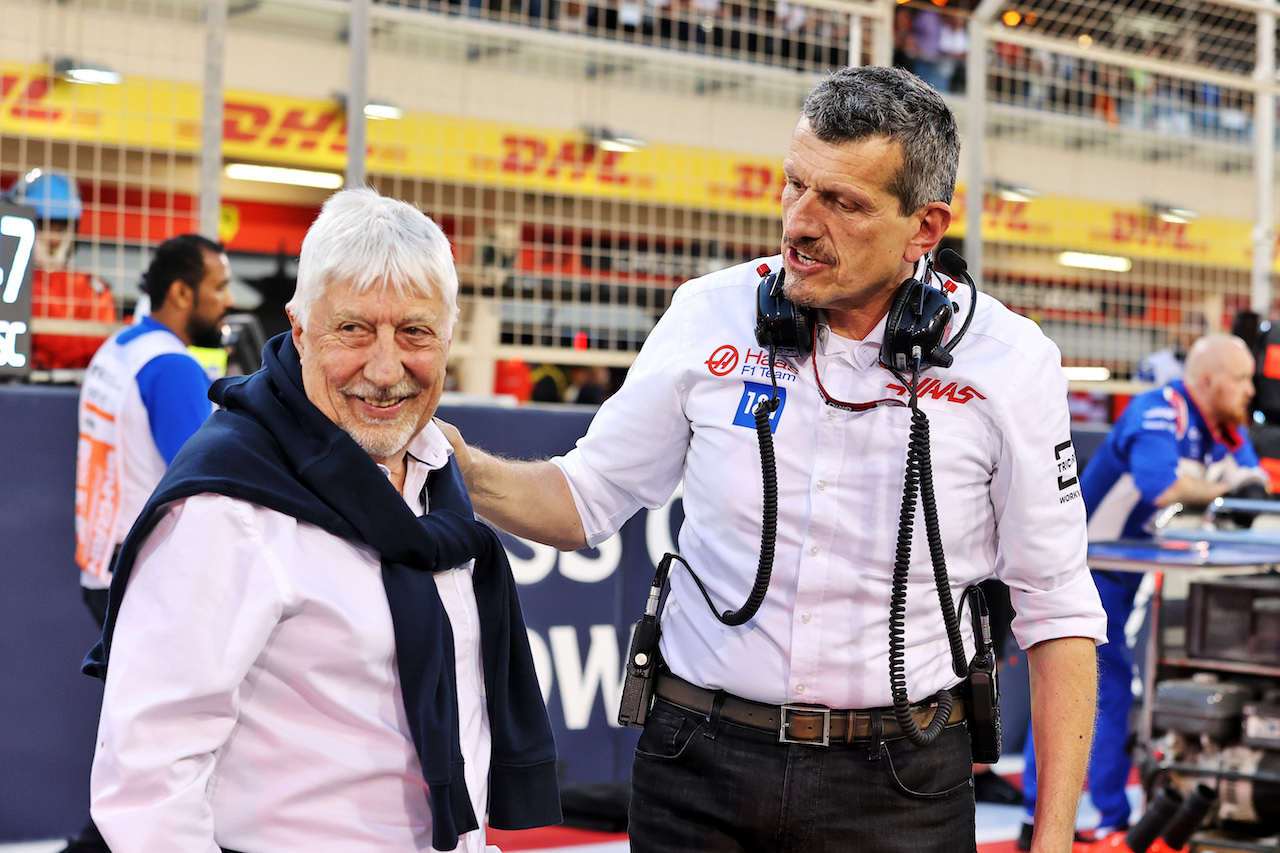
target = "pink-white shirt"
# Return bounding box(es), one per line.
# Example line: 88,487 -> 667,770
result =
91,423 -> 493,853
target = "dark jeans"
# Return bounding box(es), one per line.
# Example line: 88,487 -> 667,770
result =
629,698 -> 976,853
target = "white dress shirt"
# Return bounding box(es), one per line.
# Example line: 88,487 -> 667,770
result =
91,423 -> 492,853
555,256 -> 1107,709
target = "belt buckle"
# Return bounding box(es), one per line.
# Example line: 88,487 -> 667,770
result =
778,704 -> 831,747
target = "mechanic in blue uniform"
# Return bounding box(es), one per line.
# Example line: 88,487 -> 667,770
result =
1018,333 -> 1268,851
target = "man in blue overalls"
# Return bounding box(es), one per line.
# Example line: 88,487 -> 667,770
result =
1018,333 -> 1269,850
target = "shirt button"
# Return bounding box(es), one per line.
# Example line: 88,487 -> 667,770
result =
816,479 -> 827,491
809,546 -> 819,556
795,684 -> 806,694
826,410 -> 837,420
801,612 -> 811,624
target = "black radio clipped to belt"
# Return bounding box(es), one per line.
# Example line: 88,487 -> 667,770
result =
961,584 -> 1002,764
618,553 -> 674,728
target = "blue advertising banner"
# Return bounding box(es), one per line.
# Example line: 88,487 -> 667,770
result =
442,405 -> 681,787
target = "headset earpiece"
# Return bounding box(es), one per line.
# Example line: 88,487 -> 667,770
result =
754,253 -> 971,371
755,268 -> 814,359
880,274 -> 955,373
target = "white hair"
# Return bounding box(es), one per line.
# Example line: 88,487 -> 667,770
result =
287,187 -> 459,329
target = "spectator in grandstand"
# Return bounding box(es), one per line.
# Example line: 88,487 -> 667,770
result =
1048,52 -> 1088,113
1093,63 -> 1124,126
84,188 -> 559,853
892,5 -> 917,75
1138,38 -> 1192,136
773,0 -> 816,70
938,12 -> 968,94
1018,333 -> 1268,851
992,39 -> 1030,103
552,0 -> 589,32
1025,46 -> 1053,111
1219,85 -> 1252,140
3,169 -> 118,371
65,234 -> 233,853
440,65 -> 1105,853
910,7 -> 947,92
814,6 -> 853,69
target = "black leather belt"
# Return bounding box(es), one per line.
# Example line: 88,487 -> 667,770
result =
654,672 -> 965,746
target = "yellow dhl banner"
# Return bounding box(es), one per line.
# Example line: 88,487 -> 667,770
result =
220,94 -> 784,215
947,193 -> 1254,271
0,60 -> 784,215
1,59 -> 1274,271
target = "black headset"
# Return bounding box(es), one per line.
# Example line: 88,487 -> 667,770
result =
754,248 -> 976,372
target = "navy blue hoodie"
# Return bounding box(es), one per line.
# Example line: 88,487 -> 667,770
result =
85,332 -> 561,850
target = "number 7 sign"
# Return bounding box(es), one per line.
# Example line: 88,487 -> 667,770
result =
0,201 -> 36,377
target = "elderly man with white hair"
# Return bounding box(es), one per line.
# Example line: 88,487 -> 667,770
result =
85,187 -> 560,853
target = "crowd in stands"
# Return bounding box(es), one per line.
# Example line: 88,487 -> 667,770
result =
982,30 -> 1253,142
893,6 -> 968,95
389,0 -> 862,73
387,0 -> 1259,146
894,4 -> 1252,144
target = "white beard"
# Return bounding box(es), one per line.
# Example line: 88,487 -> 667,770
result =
342,414 -> 422,461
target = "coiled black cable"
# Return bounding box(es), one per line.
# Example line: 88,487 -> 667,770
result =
683,346 -> 780,626
915,408 -> 969,675
887,365 -> 969,746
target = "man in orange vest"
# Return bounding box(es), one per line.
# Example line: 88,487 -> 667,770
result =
4,169 -> 118,369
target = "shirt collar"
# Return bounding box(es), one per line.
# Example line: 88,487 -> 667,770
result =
816,311 -> 888,372
136,314 -> 184,342
374,421 -> 453,514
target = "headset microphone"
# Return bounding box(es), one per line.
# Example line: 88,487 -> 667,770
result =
934,246 -> 966,278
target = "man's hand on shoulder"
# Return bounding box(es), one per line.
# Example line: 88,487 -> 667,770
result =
434,418 -> 475,480
432,417 -> 587,551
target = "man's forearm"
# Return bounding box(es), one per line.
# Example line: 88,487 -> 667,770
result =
1155,475 -> 1233,508
457,445 -> 588,551
1026,636 -> 1098,853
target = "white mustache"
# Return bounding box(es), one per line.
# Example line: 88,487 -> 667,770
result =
341,379 -> 422,404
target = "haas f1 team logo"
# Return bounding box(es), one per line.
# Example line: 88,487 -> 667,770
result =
706,345 -> 739,376
886,377 -> 986,405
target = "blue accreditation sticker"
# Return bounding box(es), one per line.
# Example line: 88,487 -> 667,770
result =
733,382 -> 786,434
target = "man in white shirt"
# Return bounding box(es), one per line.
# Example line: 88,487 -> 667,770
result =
442,67 -> 1105,853
85,188 -> 560,853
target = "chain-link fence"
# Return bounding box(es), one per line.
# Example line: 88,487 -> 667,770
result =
1,0 -> 207,373
964,0 -> 1276,381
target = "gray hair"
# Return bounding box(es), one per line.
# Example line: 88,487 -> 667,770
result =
802,66 -> 960,215
287,187 -> 459,329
